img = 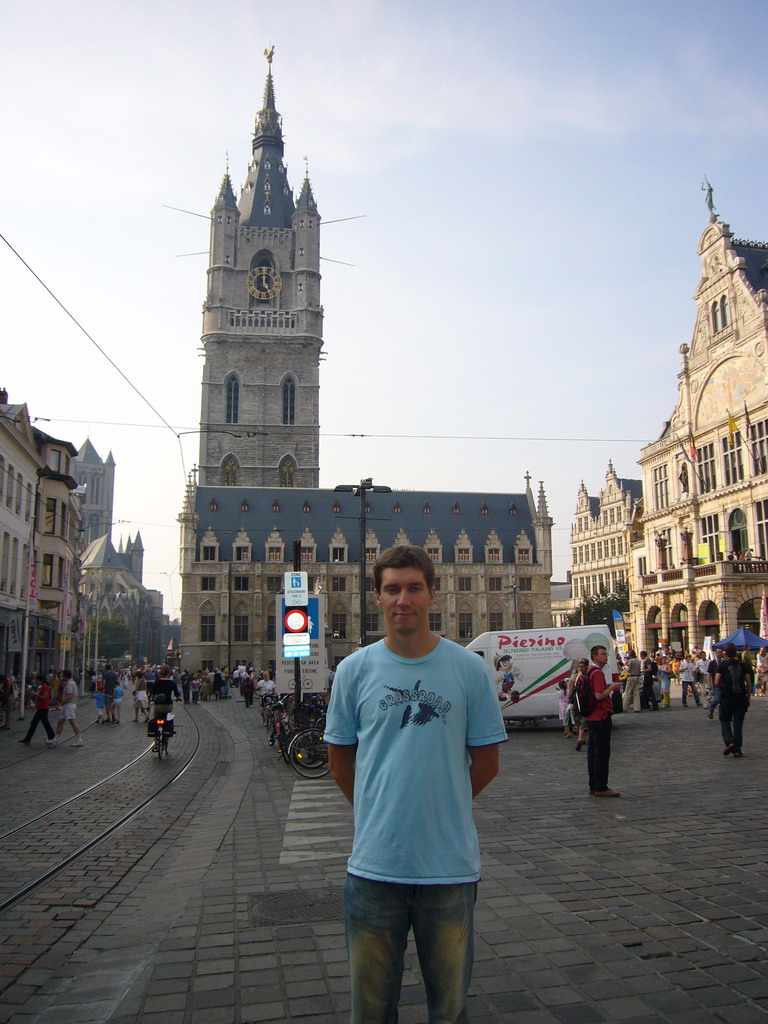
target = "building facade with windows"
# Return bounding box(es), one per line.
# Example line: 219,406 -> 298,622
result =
632,214 -> 768,652
570,462 -> 641,604
178,56 -> 554,672
179,478 -> 553,673
33,429 -> 83,674
0,396 -> 40,676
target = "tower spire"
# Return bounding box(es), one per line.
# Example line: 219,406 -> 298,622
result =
239,47 -> 295,228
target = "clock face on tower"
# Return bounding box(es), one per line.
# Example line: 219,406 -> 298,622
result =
247,265 -> 282,300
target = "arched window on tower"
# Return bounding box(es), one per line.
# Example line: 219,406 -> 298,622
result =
720,295 -> 730,329
279,455 -> 296,488
222,455 -> 238,486
225,375 -> 239,424
711,300 -> 721,334
282,378 -> 296,425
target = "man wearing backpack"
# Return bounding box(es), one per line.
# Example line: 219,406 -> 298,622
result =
584,645 -> 622,797
714,643 -> 753,757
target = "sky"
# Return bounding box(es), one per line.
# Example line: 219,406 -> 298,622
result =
2,0 -> 767,619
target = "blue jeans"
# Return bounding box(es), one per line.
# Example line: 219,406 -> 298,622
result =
680,679 -> 701,705
344,872 -> 477,1023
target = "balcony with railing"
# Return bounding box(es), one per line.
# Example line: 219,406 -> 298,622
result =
640,559 -> 768,590
203,306 -> 322,338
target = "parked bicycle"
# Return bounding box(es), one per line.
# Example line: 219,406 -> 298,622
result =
265,693 -> 329,777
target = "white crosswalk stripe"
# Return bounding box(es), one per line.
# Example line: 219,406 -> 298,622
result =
280,779 -> 354,864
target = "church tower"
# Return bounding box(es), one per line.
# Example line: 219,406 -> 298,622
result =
198,52 -> 322,487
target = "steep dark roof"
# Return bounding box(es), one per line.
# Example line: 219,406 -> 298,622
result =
194,487 -> 537,564
732,238 -> 768,293
615,477 -> 643,502
238,69 -> 295,229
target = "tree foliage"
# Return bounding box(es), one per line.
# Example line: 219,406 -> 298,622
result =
91,617 -> 131,661
565,581 -> 629,634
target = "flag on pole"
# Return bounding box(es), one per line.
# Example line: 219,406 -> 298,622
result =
689,434 -> 697,461
761,586 -> 768,640
726,409 -> 738,446
744,401 -> 752,437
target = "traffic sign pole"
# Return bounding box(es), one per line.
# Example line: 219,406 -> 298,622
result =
293,541 -> 302,711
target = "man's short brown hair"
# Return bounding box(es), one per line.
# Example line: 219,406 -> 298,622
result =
372,545 -> 435,593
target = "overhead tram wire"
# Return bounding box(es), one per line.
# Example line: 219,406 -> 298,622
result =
26,416 -> 651,445
0,232 -> 188,486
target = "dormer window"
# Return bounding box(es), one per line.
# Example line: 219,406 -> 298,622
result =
393,502 -> 401,514
303,501 -> 311,513
509,503 -> 517,516
241,500 -> 249,513
481,503 -> 488,516
272,501 -> 280,513
209,500 -> 218,512
452,503 -> 460,515
423,502 -> 431,514
333,501 -> 341,514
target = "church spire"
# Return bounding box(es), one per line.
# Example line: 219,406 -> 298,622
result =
239,48 -> 295,229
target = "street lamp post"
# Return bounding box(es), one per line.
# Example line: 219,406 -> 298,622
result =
334,478 -> 392,648
504,584 -> 518,630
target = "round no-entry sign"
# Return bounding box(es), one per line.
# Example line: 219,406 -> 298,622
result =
284,608 -> 309,633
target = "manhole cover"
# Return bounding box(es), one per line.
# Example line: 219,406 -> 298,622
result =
251,888 -> 344,923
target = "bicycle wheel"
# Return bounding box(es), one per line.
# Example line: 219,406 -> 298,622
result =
278,723 -> 292,764
157,733 -> 164,760
288,727 -> 329,778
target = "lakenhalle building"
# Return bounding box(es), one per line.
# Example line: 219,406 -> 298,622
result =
178,55 -> 554,673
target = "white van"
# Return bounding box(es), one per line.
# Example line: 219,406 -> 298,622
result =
467,625 -> 620,723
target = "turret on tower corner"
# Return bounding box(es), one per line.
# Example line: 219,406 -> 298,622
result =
198,50 -> 322,489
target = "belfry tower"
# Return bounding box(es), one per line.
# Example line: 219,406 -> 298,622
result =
198,51 -> 322,487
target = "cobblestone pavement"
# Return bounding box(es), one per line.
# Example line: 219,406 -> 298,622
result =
1,687 -> 768,1023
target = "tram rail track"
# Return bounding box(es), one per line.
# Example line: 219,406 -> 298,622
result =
0,703 -> 202,916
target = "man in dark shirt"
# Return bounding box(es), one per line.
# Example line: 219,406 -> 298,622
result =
102,663 -> 118,724
714,643 -> 753,757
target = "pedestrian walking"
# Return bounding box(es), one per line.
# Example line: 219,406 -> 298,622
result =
325,545 -> 506,1024
567,659 -> 590,750
639,651 -> 659,710
707,648 -> 724,718
622,649 -> 641,712
0,674 -> 15,730
90,688 -> 107,723
133,672 -> 149,721
18,674 -> 56,745
52,669 -> 82,746
679,653 -> 702,706
584,645 -> 622,797
715,642 -> 753,757
102,663 -> 118,723
241,672 -> 255,708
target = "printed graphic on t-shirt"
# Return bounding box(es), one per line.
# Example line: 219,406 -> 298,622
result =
378,681 -> 452,728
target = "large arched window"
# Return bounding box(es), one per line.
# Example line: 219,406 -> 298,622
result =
720,295 -> 730,329
282,377 -> 296,425
222,455 -> 239,486
711,300 -> 721,334
279,455 -> 296,487
225,375 -> 239,424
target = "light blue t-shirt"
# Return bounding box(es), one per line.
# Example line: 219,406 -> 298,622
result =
324,637 -> 507,884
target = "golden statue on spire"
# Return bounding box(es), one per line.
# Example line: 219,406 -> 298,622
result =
264,45 -> 275,65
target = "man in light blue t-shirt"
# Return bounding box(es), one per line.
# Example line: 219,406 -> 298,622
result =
325,545 -> 507,1024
